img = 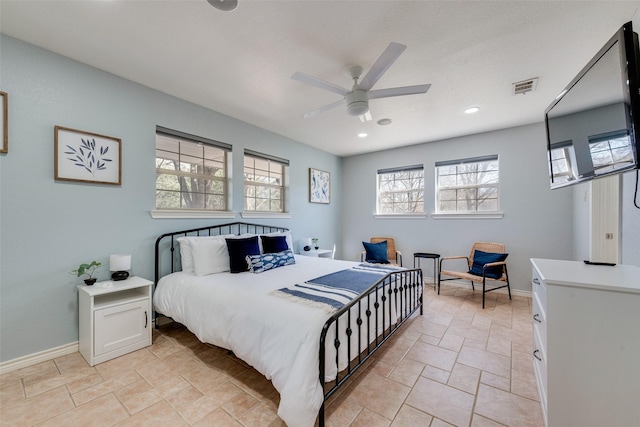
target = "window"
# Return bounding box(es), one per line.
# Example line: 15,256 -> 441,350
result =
436,155 -> 499,213
155,127 -> 230,211
549,141 -> 575,185
244,150 -> 288,213
377,165 -> 424,214
588,131 -> 634,175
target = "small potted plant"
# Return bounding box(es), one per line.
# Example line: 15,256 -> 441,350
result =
312,238 -> 319,250
71,261 -> 102,286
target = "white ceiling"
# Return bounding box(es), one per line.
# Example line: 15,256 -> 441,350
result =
1,0 -> 639,157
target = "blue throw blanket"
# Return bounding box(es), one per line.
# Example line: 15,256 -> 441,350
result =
273,264 -> 404,312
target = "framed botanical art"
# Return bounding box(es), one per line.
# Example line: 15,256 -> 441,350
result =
309,167 -> 330,204
54,126 -> 122,185
0,91 -> 7,154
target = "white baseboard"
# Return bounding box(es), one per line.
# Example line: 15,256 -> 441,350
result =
0,342 -> 79,375
425,279 -> 532,298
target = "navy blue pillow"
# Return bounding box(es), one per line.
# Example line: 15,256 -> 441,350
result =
261,235 -> 289,254
363,241 -> 390,264
226,236 -> 260,273
469,250 -> 508,279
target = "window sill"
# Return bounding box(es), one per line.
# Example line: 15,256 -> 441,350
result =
431,212 -> 504,219
150,210 -> 237,219
373,214 -> 427,220
241,211 -> 292,219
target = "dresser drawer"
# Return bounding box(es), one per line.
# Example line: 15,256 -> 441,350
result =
532,292 -> 547,350
533,326 -> 548,418
531,269 -> 546,310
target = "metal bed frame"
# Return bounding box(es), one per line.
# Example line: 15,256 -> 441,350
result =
154,222 -> 423,427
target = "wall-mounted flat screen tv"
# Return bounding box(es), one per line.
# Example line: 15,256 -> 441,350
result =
545,21 -> 640,189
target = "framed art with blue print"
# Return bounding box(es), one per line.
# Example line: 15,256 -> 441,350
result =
309,167 -> 330,204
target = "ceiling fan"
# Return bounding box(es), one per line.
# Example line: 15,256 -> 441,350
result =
292,42 -> 431,121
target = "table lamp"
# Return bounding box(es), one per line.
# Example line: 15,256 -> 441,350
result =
110,254 -> 131,281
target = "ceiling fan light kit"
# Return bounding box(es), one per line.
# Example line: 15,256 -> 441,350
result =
292,42 -> 430,120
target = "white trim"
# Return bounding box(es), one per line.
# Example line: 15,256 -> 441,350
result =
0,342 -> 79,375
241,211 -> 292,219
150,210 -> 237,219
431,211 -> 504,219
374,214 -> 427,220
434,278 -> 531,297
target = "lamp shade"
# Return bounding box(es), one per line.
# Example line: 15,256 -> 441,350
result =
109,254 -> 131,272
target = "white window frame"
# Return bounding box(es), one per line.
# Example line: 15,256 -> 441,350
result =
433,155 -> 503,219
375,164 -> 425,218
588,130 -> 634,175
242,149 -> 289,216
549,140 -> 576,186
152,126 -> 233,219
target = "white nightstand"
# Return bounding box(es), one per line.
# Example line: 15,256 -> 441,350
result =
78,276 -> 152,366
298,249 -> 334,259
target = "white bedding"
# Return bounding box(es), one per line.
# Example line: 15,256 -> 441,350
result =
153,255 -> 381,427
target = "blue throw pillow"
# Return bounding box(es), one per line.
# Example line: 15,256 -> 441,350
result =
246,250 -> 296,273
225,236 -> 260,273
260,235 -> 289,254
363,241 -> 390,264
468,250 -> 508,279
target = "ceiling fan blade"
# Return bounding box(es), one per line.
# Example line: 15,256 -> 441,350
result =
369,84 -> 431,100
302,99 -> 345,119
291,72 -> 350,96
357,42 -> 407,91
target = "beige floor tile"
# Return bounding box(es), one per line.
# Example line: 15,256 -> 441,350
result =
122,375 -> 190,414
191,407 -> 244,427
388,358 -> 424,387
350,408 -> 391,427
474,384 -> 544,427
165,384 -> 205,411
38,392 -> 129,427
405,341 -> 457,372
471,414 -> 508,426
447,363 -> 481,395
438,332 -> 465,352
0,378 -> 25,408
390,404 -> 433,427
421,365 -> 450,383
405,377 -> 475,426
72,370 -> 142,406
236,401 -> 281,427
457,345 -> 511,378
480,371 -> 510,392
178,381 -> 244,424
113,400 -> 189,426
345,371 -> 410,420
431,418 -> 455,427
325,398 -> 363,427
0,386 -> 75,427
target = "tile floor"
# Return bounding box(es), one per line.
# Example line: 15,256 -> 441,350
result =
0,285 -> 544,427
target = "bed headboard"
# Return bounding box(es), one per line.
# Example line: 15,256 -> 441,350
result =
154,222 -> 289,285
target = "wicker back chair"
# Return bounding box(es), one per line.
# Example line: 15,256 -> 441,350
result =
438,242 -> 511,308
360,237 -> 403,266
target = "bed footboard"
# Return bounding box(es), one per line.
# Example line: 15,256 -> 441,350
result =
318,267 -> 423,426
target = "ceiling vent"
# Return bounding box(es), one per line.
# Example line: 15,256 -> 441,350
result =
513,78 -> 538,95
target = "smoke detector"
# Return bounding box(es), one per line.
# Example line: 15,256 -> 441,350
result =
513,78 -> 538,95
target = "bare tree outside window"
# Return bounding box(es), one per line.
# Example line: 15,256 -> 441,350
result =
155,132 -> 228,210
244,153 -> 287,212
436,157 -> 499,213
377,166 -> 424,214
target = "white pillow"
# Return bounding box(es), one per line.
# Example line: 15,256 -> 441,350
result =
191,236 -> 231,276
259,230 -> 294,254
176,234 -> 233,273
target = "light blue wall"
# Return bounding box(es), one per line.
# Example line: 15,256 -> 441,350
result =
0,36 -> 342,362
341,123 -> 576,292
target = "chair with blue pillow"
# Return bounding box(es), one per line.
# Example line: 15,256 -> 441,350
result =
360,237 -> 402,267
438,242 -> 511,308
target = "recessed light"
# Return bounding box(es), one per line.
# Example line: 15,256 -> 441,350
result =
377,118 -> 392,126
358,133 -> 368,138
464,107 -> 480,114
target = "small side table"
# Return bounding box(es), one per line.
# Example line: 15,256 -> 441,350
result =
414,253 -> 440,291
298,248 -> 334,259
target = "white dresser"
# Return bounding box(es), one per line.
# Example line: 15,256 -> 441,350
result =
530,258 -> 640,427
